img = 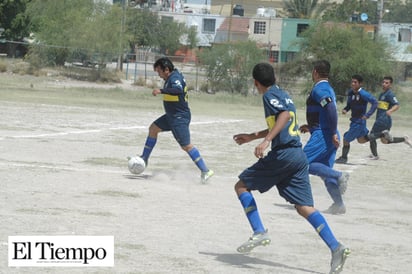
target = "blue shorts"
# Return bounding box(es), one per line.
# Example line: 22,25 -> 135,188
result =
343,120 -> 369,142
303,129 -> 338,168
154,113 -> 191,146
239,147 -> 313,206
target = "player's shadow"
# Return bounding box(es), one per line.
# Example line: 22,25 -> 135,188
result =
199,251 -> 322,273
123,174 -> 151,180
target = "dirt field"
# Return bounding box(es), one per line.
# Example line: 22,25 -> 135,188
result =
1,73 -> 411,274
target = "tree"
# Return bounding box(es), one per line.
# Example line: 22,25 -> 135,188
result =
26,0 -> 126,67
384,0 -> 412,23
198,41 -> 265,95
322,0 -> 412,24
0,0 -> 31,57
283,0 -> 329,19
282,22 -> 394,99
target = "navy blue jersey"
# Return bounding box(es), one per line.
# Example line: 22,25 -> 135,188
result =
305,80 -> 337,133
161,69 -> 189,115
263,85 -> 301,149
343,88 -> 378,121
376,89 -> 399,120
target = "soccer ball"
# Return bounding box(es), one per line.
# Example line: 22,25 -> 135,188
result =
128,156 -> 146,174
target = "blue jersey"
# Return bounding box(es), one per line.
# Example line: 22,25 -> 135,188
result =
343,88 -> 378,122
305,80 -> 337,134
263,85 -> 301,149
375,89 -> 399,121
161,69 -> 189,116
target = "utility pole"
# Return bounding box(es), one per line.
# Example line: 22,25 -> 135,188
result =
376,0 -> 383,36
227,0 -> 234,42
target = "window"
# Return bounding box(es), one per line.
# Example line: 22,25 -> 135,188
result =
398,28 -> 411,42
296,24 -> 309,37
203,18 -> 216,34
254,21 -> 266,34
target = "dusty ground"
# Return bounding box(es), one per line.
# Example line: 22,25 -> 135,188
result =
1,74 -> 411,274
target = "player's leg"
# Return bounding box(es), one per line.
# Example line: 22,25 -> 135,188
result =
368,120 -> 388,159
172,118 -> 213,183
235,180 -> 269,253
309,162 -> 349,195
383,134 -> 412,147
297,205 -> 350,273
282,163 -> 350,273
336,140 -> 350,163
140,118 -> 165,165
336,125 -> 355,163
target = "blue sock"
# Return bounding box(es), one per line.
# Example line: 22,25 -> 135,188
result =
307,211 -> 339,251
141,137 -> 156,162
324,178 -> 344,205
309,162 -> 342,185
239,192 -> 265,234
188,147 -> 208,172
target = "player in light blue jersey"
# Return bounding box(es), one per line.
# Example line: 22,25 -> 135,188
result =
136,57 -> 213,183
368,76 -> 412,159
335,74 -> 378,164
300,60 -> 349,215
233,62 -> 350,274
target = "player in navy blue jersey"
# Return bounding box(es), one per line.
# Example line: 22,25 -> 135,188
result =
137,57 -> 214,183
299,60 -> 349,215
368,76 -> 412,159
233,62 -> 350,274
335,75 -> 378,164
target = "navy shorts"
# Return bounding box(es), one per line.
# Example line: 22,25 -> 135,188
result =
343,120 -> 369,142
370,116 -> 391,139
239,147 -> 314,206
154,113 -> 191,146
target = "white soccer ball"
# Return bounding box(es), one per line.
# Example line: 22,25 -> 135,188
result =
128,156 -> 146,174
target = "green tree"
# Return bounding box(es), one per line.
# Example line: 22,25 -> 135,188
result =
322,0 -> 378,23
26,0 -> 126,67
0,0 -> 31,57
283,0 -> 329,19
198,41 -> 265,95
125,9 -> 190,57
283,22 -> 394,99
384,0 -> 412,23
322,0 -> 412,24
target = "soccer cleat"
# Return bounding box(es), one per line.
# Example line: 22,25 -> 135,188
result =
382,130 -> 393,142
335,157 -> 348,164
404,136 -> 412,148
237,230 -> 271,253
330,243 -> 351,274
200,169 -> 214,184
337,172 -> 349,195
368,154 -> 379,160
324,203 -> 346,215
140,155 -> 148,167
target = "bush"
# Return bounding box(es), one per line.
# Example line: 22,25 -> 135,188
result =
0,61 -> 7,72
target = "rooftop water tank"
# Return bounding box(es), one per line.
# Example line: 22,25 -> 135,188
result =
233,4 -> 244,16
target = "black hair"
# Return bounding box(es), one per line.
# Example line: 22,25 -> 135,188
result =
252,63 -> 276,87
383,76 -> 393,83
313,60 -> 331,78
351,74 -> 363,83
153,57 -> 174,72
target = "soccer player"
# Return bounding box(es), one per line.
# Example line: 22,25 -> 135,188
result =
233,62 -> 350,274
335,74 -> 378,164
137,57 -> 214,183
368,76 -> 412,159
299,60 -> 349,215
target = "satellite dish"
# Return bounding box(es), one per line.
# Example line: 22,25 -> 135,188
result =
360,13 -> 368,22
